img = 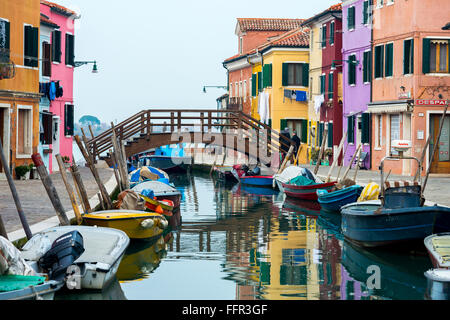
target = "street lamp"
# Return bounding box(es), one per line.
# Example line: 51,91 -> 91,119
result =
74,60 -> 99,73
203,85 -> 227,93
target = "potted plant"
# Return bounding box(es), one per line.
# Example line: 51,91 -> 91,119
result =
62,156 -> 71,169
324,149 -> 333,166
15,165 -> 31,180
310,148 -> 320,165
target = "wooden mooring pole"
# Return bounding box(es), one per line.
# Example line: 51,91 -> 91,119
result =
314,127 -> 328,176
0,215 -> 8,239
0,140 -> 33,239
70,161 -> 92,213
32,153 -> 70,226
56,155 -> 82,225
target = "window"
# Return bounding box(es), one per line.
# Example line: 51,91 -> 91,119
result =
378,0 -> 384,7
403,39 -> 414,75
328,72 -> 333,100
17,106 -> 33,155
263,64 -> 273,88
42,42 -> 52,77
24,25 -> 39,67
243,80 -> 247,102
363,50 -> 372,83
424,39 -> 449,73
287,119 -> 308,143
321,25 -> 327,48
385,43 -> 393,77
0,19 -> 10,62
348,6 -> 355,30
390,114 -> 400,155
229,83 -> 233,97
320,74 -> 326,94
235,82 -> 238,97
248,78 -> 252,98
329,22 -> 335,45
257,72 -> 262,92
327,122 -> 333,148
282,63 -> 309,87
64,104 -> 74,136
251,74 -> 257,97
65,33 -> 75,66
374,44 -> 384,78
348,116 -> 355,144
363,1 -> 371,25
376,114 -> 382,148
361,113 -> 370,144
348,54 -> 357,85
52,30 -> 61,63
40,112 -> 53,145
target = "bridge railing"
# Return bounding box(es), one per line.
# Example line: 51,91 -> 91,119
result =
85,109 -> 294,160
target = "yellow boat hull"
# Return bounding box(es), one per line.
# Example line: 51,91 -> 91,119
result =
83,210 -> 168,240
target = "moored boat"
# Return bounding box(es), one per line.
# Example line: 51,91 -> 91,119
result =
132,180 -> 182,208
21,226 -> 130,290
240,176 -> 274,188
0,275 -> 63,300
424,269 -> 450,300
282,180 -> 337,201
317,185 -> 363,212
274,166 -> 322,192
424,233 -> 450,269
83,210 -> 169,240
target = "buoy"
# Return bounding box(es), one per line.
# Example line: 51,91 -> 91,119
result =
140,219 -> 154,229
159,219 -> 168,229
155,205 -> 164,214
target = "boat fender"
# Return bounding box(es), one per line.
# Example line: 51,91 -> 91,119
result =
141,219 -> 154,229
159,219 -> 168,229
155,205 -> 164,214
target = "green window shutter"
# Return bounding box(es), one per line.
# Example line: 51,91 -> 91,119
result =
363,52 -> 368,83
258,71 -> 262,92
348,55 -> 356,85
363,1 -> 369,24
329,23 -> 333,45
263,64 -> 272,88
301,119 -> 308,143
410,39 -> 414,74
52,30 -> 61,63
322,26 -> 327,48
320,75 -> 325,94
282,63 -> 289,86
385,43 -> 393,77
348,7 -> 355,30
32,27 -> 39,67
361,113 -> 370,144
24,26 -> 32,66
268,119 -> 272,129
302,63 -> 309,87
66,34 -> 75,66
403,40 -> 408,74
64,104 -> 75,136
327,123 -> 333,148
422,38 -> 430,74
280,119 -> 287,133
348,116 -> 355,143
328,73 -> 333,99
375,45 -> 384,78
318,122 -> 323,146
251,74 -> 257,97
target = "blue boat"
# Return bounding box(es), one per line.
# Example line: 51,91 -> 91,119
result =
341,150 -> 450,248
317,185 -> 363,212
240,176 -> 274,188
241,184 -> 278,196
143,144 -> 192,173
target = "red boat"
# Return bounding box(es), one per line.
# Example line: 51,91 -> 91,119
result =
281,181 -> 337,201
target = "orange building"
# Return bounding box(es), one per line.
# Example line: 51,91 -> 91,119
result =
368,0 -> 450,175
0,0 -> 41,178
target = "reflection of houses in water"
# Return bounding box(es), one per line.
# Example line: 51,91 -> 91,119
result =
340,267 -> 369,300
317,228 -> 342,300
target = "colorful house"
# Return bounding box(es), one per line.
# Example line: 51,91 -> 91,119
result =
40,0 -> 78,172
248,28 -> 311,163
0,0 -> 41,178
368,0 -> 450,175
223,19 -> 304,115
342,0 -> 373,168
302,4 -> 343,164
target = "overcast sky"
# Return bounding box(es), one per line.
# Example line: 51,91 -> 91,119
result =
54,0 -> 339,124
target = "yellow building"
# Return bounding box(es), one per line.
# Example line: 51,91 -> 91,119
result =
248,28 -> 310,163
0,0 -> 41,178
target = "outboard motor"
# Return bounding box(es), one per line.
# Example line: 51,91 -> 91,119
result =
38,231 -> 85,282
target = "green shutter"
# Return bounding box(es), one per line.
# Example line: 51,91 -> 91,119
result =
375,45 -> 384,78
301,119 -> 308,143
348,116 -> 355,143
411,39 -> 414,74
302,63 -> 309,87
263,64 -> 272,88
330,23 -> 334,45
363,52 -> 368,83
322,26 -> 327,48
32,27 -> 39,67
403,39 -> 408,74
251,74 -> 257,97
282,63 -> 289,86
319,122 -> 324,146
258,71 -> 262,92
280,119 -> 287,133
268,119 -> 272,129
53,30 -> 61,63
65,104 -> 74,136
361,113 -> 370,144
348,7 -> 355,30
422,38 -> 430,74
385,43 -> 393,77
349,55 -> 356,85
363,1 -> 369,24
328,73 -> 333,99
320,75 -> 325,94
327,123 -> 333,148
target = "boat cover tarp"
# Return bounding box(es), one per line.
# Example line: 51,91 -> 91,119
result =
288,175 -> 317,186
0,275 -> 45,292
357,183 -> 380,202
114,190 -> 145,211
275,166 -> 322,185
129,166 -> 169,183
0,236 -> 35,276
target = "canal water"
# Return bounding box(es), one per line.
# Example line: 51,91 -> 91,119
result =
56,171 -> 432,300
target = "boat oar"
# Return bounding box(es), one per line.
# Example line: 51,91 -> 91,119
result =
0,140 -> 32,240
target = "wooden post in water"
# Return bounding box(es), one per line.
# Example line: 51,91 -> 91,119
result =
0,140 -> 32,239
111,123 -> 128,191
314,127 -> 328,175
32,153 -> 70,226
341,144 -> 361,182
336,139 -> 350,182
74,135 -> 112,209
278,145 -> 295,175
414,135 -> 432,183
120,141 -> 130,190
56,155 -> 82,225
423,101 -> 449,193
326,132 -> 347,182
70,162 -> 91,213
109,149 -> 122,192
353,147 -> 363,182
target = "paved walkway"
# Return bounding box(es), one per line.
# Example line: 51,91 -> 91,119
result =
0,166 -> 115,236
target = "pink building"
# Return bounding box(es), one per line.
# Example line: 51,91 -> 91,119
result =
40,0 -> 78,172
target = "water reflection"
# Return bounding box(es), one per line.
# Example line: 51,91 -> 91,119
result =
57,172 -> 433,300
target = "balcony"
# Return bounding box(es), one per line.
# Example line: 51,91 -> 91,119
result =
228,97 -> 243,111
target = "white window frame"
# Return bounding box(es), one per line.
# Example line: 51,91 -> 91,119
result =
0,103 -> 11,170
375,114 -> 383,150
16,105 -> 33,158
243,80 -> 247,102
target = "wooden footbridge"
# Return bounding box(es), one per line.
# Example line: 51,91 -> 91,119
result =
83,109 -> 294,166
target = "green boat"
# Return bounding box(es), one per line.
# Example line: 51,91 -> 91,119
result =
0,275 -> 63,300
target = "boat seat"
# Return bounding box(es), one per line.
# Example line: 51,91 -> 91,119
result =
76,232 -> 120,266
383,184 -> 422,209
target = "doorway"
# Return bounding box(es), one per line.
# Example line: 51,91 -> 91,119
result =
430,114 -> 450,173
52,116 -> 60,172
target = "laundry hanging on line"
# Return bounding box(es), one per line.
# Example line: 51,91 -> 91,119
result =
39,81 -> 64,101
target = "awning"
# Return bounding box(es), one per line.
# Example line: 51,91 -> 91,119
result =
367,100 -> 414,114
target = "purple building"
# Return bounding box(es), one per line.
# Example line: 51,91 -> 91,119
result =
342,0 -> 372,168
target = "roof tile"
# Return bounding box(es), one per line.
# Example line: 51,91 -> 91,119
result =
237,18 -> 305,32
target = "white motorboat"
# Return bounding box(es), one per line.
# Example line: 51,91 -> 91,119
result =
20,226 -> 130,290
